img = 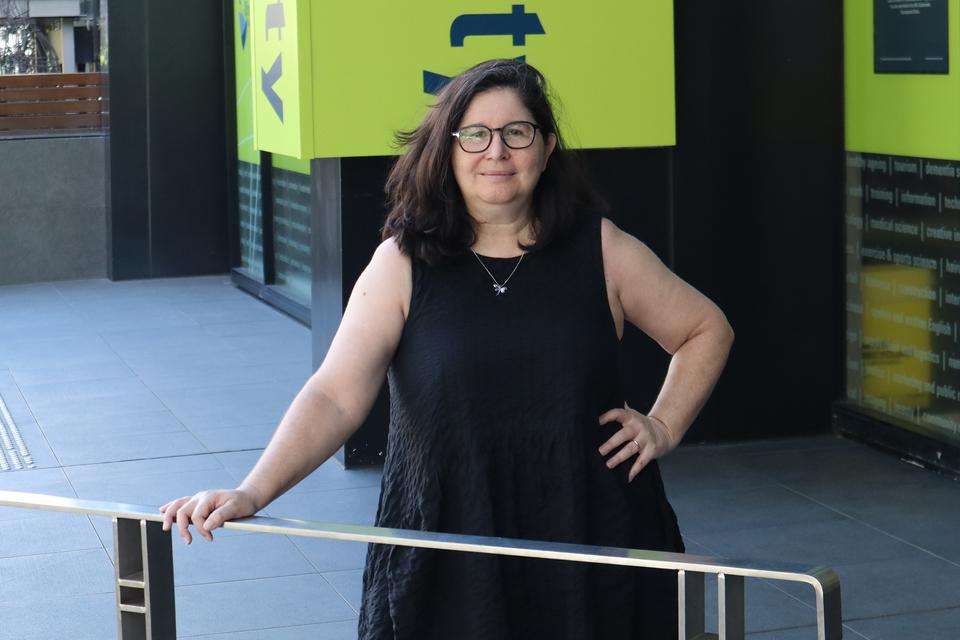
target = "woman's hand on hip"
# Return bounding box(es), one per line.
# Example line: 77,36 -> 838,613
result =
598,403 -> 678,482
159,488 -> 259,544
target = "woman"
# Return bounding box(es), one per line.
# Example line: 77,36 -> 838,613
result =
161,59 -> 733,638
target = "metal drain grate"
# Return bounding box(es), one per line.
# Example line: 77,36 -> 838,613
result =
0,391 -> 34,471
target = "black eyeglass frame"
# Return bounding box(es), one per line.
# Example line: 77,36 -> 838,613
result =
451,120 -> 541,153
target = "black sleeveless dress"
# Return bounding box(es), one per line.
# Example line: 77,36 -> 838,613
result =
358,212 -> 684,639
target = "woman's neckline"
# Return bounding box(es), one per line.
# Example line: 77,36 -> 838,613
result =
471,251 -> 528,261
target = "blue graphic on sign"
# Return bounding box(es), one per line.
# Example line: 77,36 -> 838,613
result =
450,4 -> 544,46
423,5 -> 543,94
239,11 -> 248,48
261,54 -> 284,121
265,0 -> 285,41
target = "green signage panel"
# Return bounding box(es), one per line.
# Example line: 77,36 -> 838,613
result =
250,0 -> 314,159
846,0 -> 960,160
307,1 -> 676,158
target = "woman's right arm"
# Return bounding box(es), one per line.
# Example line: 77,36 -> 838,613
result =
160,237 -> 411,543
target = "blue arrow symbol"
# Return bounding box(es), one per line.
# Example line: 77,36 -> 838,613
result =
450,5 -> 545,47
261,54 -> 283,122
238,11 -> 248,48
423,56 -> 527,95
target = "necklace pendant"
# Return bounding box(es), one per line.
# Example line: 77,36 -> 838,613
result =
494,284 -> 507,295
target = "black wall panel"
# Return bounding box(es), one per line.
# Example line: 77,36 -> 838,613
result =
107,0 -> 228,280
673,0 -> 844,441
106,0 -> 150,279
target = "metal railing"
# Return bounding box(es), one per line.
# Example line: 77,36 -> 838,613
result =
0,489 -> 842,640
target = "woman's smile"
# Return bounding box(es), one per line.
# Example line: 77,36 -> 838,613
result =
479,170 -> 516,180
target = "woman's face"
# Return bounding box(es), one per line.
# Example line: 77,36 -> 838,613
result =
451,87 -> 556,217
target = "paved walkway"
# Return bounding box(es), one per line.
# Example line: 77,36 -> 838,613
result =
0,276 -> 957,638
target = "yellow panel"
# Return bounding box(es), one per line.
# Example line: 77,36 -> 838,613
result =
308,1 -> 675,158
845,0 -> 960,160
250,0 -> 315,159
861,264 -> 933,410
272,152 -> 311,174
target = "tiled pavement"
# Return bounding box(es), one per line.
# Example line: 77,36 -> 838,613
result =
0,276 -> 958,638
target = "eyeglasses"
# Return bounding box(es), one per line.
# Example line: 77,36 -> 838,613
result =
451,120 -> 539,153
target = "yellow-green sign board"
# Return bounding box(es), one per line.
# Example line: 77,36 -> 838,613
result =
250,0 -> 314,159
249,1 -> 675,158
845,0 -> 960,160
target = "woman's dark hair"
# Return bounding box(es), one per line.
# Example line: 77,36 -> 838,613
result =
381,58 -> 607,265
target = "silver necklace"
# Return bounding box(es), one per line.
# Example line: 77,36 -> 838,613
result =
470,250 -> 525,296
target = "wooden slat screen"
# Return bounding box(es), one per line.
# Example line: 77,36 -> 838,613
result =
0,72 -> 109,135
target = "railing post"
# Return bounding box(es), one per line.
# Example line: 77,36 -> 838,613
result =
113,518 -> 176,639
678,569 -> 707,639
717,573 -> 745,640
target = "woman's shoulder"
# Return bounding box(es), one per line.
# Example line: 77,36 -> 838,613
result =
369,236 -> 414,320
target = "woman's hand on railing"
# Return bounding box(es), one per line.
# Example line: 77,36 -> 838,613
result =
159,489 -> 259,544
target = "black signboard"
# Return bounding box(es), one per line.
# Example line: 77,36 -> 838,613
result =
874,0 -> 948,74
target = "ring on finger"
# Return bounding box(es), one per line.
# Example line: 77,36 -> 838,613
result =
632,439 -> 642,451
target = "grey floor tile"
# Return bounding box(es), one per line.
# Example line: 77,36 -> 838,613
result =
0,548 -> 114,604
225,331 -> 313,365
0,335 -> 121,370
73,305 -> 200,332
201,318 -> 312,339
17,376 -> 157,408
852,606 -> 960,639
700,579 -> 817,633
695,516 -> 927,568
172,533 -> 315,586
292,537 -> 371,573
46,429 -> 207,466
9,360 -> 135,386
787,475 -> 960,564
268,486 -> 381,526
117,343 -> 245,369
216,451 -> 382,493
731,445 -> 931,487
174,573 -> 356,637
670,484 -> 846,536
37,409 -> 186,437
175,298 -> 289,325
0,591 -> 116,640
99,324 -> 234,352
65,451 -> 225,482
158,380 -> 302,430
67,464 -> 237,509
27,390 -> 169,426
0,370 -> 37,424
707,434 -> 859,455
660,447 -> 772,495
745,625 -> 823,639
781,554 -> 960,620
0,511 -> 102,558
0,466 -> 72,493
193,423 -> 277,451
183,619 -> 359,640
137,361 -> 309,392
322,569 -> 363,613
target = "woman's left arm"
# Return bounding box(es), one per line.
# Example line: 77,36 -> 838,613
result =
597,218 -> 735,481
